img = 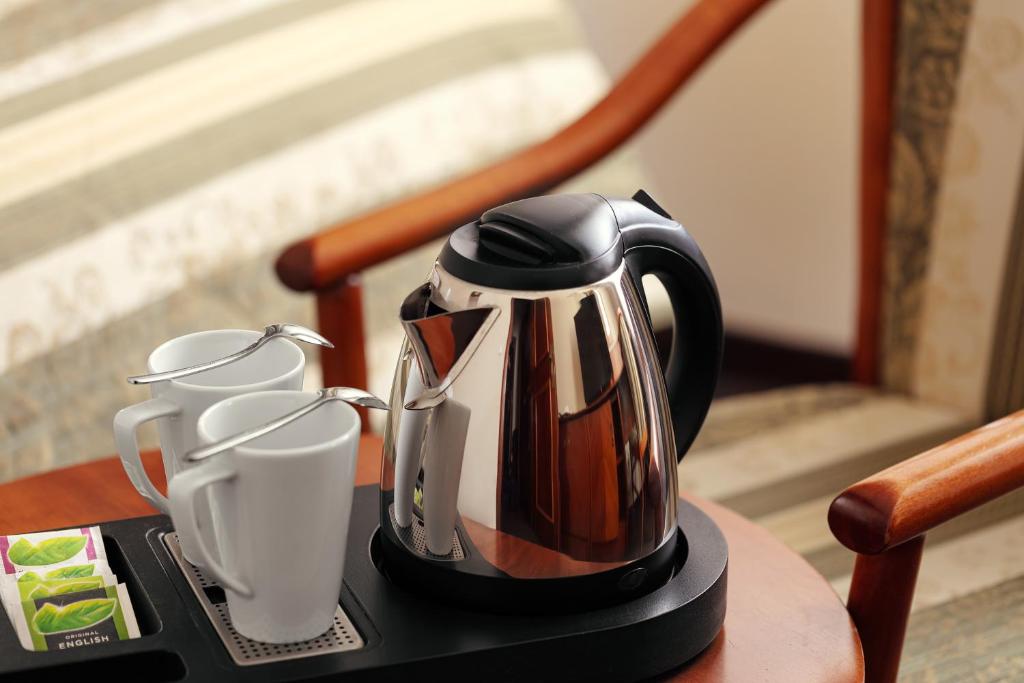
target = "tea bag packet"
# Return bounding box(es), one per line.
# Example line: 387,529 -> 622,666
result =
8,583 -> 140,651
10,562 -> 111,582
0,562 -> 113,616
0,526 -> 142,650
1,527 -> 106,577
1,527 -> 110,623
2,570 -> 119,608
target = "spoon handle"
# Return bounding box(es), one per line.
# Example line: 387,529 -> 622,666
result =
127,337 -> 264,385
186,391 -> 329,462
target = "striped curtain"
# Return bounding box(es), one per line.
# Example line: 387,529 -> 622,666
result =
0,0 -> 612,481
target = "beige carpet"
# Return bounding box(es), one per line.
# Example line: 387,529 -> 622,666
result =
901,576 -> 1024,682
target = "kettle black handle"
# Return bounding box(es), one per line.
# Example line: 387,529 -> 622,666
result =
617,192 -> 723,462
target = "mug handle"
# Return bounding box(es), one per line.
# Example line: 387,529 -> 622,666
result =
113,398 -> 180,514
168,459 -> 253,597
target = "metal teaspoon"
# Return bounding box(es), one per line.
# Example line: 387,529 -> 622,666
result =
185,387 -> 389,462
127,323 -> 333,385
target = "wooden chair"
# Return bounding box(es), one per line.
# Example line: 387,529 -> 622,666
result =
274,1 -> 1024,681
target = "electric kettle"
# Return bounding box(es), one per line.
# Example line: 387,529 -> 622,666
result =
377,191 -> 722,612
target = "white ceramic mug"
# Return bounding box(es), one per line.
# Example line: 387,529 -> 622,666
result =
169,390 -> 360,644
113,330 -> 304,565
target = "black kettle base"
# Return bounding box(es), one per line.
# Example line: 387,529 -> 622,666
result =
374,504 -> 687,615
371,487 -> 728,681
0,485 -> 727,683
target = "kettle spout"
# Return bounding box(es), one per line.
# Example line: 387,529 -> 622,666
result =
399,284 -> 499,407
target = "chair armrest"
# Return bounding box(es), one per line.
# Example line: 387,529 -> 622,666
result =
275,0 -> 771,292
829,410 -> 1024,555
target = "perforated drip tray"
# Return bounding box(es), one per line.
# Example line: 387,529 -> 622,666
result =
388,503 -> 465,560
162,532 -> 364,666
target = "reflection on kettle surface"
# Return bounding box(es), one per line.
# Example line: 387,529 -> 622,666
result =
381,265 -> 677,579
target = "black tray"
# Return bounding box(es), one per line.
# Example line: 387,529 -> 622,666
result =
0,486 -> 727,682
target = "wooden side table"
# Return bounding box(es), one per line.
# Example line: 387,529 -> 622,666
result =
0,436 -> 863,681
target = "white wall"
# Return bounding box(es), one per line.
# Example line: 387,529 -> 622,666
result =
568,0 -> 859,354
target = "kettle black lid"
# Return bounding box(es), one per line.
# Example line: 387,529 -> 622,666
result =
439,193 -> 625,290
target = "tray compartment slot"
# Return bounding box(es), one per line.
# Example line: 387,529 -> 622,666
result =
103,534 -> 161,636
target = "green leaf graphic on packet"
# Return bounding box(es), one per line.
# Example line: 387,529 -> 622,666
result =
30,579 -> 106,600
21,576 -> 110,599
2,527 -> 105,575
45,565 -> 96,579
32,598 -> 117,634
7,537 -> 87,566
17,565 -> 101,584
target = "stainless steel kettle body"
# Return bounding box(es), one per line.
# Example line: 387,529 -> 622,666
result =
377,191 -> 722,612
